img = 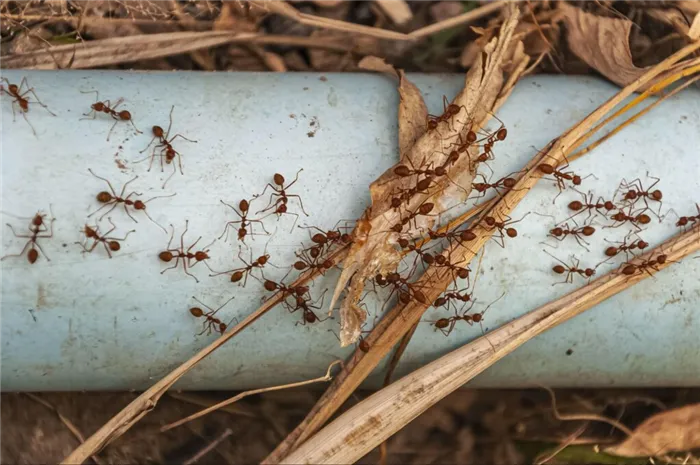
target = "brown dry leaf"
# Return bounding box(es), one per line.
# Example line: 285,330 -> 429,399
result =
690,12 -> 700,40
376,0 -> 413,26
332,4 -> 522,346
605,403 -> 700,457
561,2 -> 651,87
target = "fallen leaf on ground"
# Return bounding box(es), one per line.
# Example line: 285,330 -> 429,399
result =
561,3 -> 649,87
605,403 -> 700,457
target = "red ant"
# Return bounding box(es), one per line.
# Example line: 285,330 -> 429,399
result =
1,209 -> 55,264
219,199 -> 269,243
470,171 -> 522,202
479,213 -> 529,247
672,204 -> 700,230
211,246 -> 272,286
606,207 -> 652,231
617,174 -> 663,216
566,191 -> 616,222
159,221 -> 216,282
77,218 -> 135,258
433,254 -> 471,284
256,170 -> 309,229
427,96 -> 464,132
80,90 -> 141,141
299,223 -> 352,249
433,287 -> 473,313
398,237 -> 436,266
603,233 -> 649,261
537,162 -> 590,203
293,246 -> 334,274
137,106 -> 197,188
390,202 -> 435,233
543,249 -> 596,285
189,296 -> 237,335
620,253 -> 670,278
1,77 -> 55,135
88,169 -> 173,233
375,272 -> 428,307
430,292 -> 504,337
263,278 -> 310,300
548,221 -> 596,249
285,290 -> 331,326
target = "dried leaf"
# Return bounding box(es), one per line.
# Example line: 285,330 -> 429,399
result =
561,3 -> 649,87
332,4 -> 522,346
376,0 -> 413,26
690,12 -> 700,40
605,403 -> 700,457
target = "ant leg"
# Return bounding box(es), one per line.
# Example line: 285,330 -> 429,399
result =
24,88 -> 56,116
6,224 -> 33,239
1,239 -> 33,261
285,194 -> 309,216
32,241 -> 51,261
187,236 -> 202,254
169,134 -> 197,144
161,256 -> 181,274
106,120 -> 119,142
283,169 -> 304,190
139,136 -> 158,154
176,151 -> 184,175
95,202 -> 119,222
162,163 -> 177,189
19,110 -> 38,137
183,261 -> 199,283
141,209 -> 167,234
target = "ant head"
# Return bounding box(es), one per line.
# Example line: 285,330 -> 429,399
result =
295,285 -> 309,296
309,246 -> 321,259
604,201 -> 616,210
293,261 -> 307,271
677,217 -> 688,227
656,254 -> 667,265
551,227 -> 563,236
427,120 -> 438,130
118,110 -> 132,121
473,183 -> 488,193
374,273 -> 386,285
341,233 -> 352,243
190,307 -> 204,317
435,255 -> 446,265
276,204 -> 288,214
391,223 -> 403,233
651,189 -> 663,201
538,164 -> 554,175
386,272 -> 400,283
397,238 -> 409,248
390,197 -> 402,209
28,248 -> 38,264
394,165 -> 411,177
92,102 -> 105,111
506,228 -> 517,238
327,230 -> 340,240
638,240 -> 649,249
7,83 -> 18,93
32,213 -> 44,227
237,228 -> 247,240
133,200 -> 146,210
471,313 -> 482,323
231,271 -> 244,283
108,241 -> 121,251
322,259 -> 334,269
159,251 -> 174,262
97,191 -> 113,203
582,226 -> 595,236
572,175 -> 582,185
239,199 -> 249,212
264,280 -> 277,292
399,292 -> 411,304
359,338 -> 370,353
496,128 -> 507,141
435,166 -> 447,177
466,131 -> 477,143
258,254 -> 269,265
273,173 -> 285,186
605,246 -> 618,257
152,126 -> 164,138
219,322 -> 227,332
585,269 -> 595,277
195,251 -> 208,261
457,268 -> 470,279
624,191 -> 637,200
447,103 -> 460,115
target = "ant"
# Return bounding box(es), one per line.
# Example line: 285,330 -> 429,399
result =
470,171 -> 522,202
479,213 -> 529,247
543,249 -> 595,285
548,221 -> 596,249
427,96 -> 464,132
159,221 -> 216,282
285,290 -> 331,326
620,253 -> 669,278
390,202 -> 435,233
537,162 -> 590,203
211,246 -> 272,286
433,254 -> 471,284
293,246 -> 334,274
219,199 -> 269,243
566,191 -> 616,222
256,170 -> 309,229
672,204 -> 700,230
137,106 -> 197,188
398,237 -> 436,266
617,174 -> 663,216
1,209 -> 55,264
606,207 -> 652,231
299,223 -> 352,249
88,169 -> 173,233
77,218 -> 135,258
430,292 -> 504,337
1,77 -> 56,135
263,278 -> 310,299
375,272 -> 428,306
81,90 -> 141,141
189,296 -> 237,335
603,233 -> 649,261
433,287 -> 473,313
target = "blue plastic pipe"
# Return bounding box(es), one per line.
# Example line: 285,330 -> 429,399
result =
1,70 -> 699,391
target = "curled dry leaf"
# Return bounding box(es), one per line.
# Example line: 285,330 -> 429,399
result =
332,4 -> 522,346
561,3 -> 651,87
690,12 -> 700,40
605,403 -> 700,457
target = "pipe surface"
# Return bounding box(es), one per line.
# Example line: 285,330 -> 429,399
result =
1,70 -> 699,391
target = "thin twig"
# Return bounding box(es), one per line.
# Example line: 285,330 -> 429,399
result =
182,428 -> 233,465
161,360 -> 341,432
534,423 -> 588,465
409,1 -> 507,38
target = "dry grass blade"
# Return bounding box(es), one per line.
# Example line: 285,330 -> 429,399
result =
160,360 -> 341,432
263,38 -> 700,464
1,31 -> 355,69
183,428 -> 233,465
279,226 -> 700,464
409,1 -> 507,38
61,245 -> 348,465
